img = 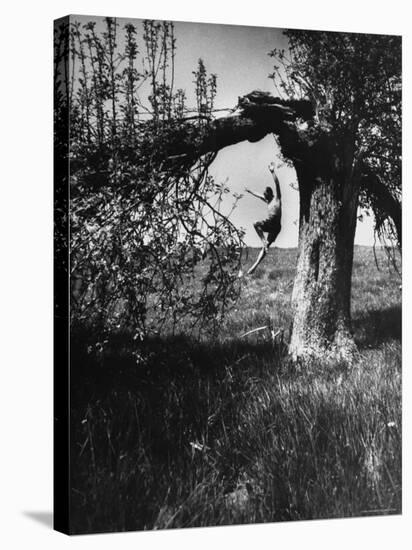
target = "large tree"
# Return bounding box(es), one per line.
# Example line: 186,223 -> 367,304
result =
280,31 -> 401,360
61,20 -> 401,360
169,31 -> 401,361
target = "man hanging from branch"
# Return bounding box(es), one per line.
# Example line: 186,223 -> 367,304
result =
245,162 -> 282,275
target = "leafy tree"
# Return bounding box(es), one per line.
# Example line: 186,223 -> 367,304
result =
157,30 -> 401,361
268,31 -> 401,359
55,17 -> 244,344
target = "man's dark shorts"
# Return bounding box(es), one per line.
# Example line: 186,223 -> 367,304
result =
256,217 -> 281,235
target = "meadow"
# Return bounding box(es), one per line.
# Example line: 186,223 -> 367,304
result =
69,246 -> 401,534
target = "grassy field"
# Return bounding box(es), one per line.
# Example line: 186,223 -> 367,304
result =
69,246 -> 401,534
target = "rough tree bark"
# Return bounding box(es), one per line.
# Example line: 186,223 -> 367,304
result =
290,158 -> 360,360
272,122 -> 363,360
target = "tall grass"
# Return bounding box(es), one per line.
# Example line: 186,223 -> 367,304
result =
69,246 -> 401,533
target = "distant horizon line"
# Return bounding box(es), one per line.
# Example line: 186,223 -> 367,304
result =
243,243 -> 395,250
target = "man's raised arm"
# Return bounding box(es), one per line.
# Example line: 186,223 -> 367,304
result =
268,162 -> 281,200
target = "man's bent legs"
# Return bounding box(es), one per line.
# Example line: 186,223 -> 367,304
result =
253,221 -> 268,249
267,225 -> 281,247
247,225 -> 281,275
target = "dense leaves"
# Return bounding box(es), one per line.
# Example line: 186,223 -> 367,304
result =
54,18 -> 243,342
269,31 -> 401,248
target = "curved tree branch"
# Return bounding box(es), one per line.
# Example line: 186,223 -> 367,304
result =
164,91 -> 314,163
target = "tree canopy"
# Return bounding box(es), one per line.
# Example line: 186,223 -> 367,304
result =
269,30 -> 401,247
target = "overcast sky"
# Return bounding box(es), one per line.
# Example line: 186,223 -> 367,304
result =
74,15 -> 375,247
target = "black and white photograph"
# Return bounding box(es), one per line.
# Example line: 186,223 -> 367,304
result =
3,0 -> 412,548
53,13 -> 403,535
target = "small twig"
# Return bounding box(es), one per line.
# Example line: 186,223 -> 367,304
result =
271,329 -> 281,340
240,325 -> 269,338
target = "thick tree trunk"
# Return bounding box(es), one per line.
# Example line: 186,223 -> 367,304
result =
289,168 -> 360,361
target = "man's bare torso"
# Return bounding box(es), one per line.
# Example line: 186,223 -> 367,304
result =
267,196 -> 281,221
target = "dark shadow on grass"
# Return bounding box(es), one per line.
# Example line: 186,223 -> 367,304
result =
353,305 -> 401,348
67,321 -> 401,534
68,327 -> 288,534
69,327 -> 287,454
23,511 -> 53,529
70,326 -> 284,385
